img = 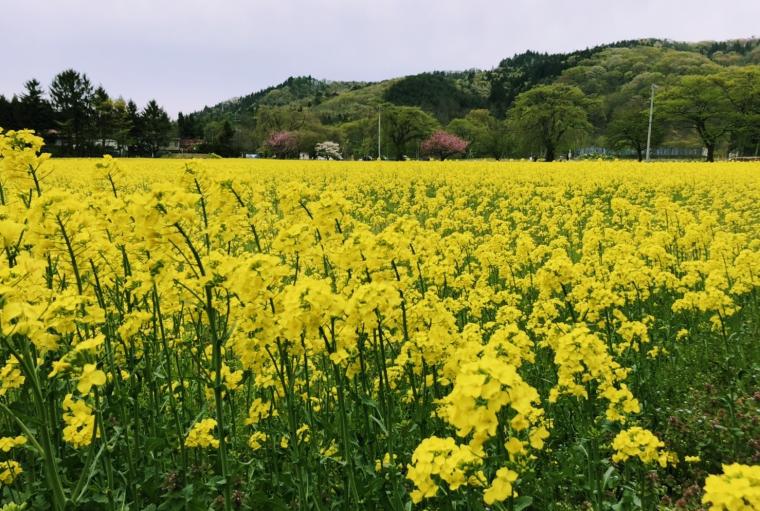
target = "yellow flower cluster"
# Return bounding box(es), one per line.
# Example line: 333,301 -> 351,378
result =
0,437 -> 26,453
548,326 -> 640,423
0,357 -> 24,397
405,319 -> 551,505
248,431 -> 268,451
439,357 -> 544,447
406,436 -> 484,503
0,129 -> 49,183
0,461 -> 21,486
185,418 -> 219,449
611,427 -> 675,467
77,364 -> 106,395
61,394 -> 98,448
484,467 -> 519,506
375,452 -> 398,472
702,463 -> 760,511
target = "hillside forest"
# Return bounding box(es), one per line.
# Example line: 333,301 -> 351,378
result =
1,38 -> 758,161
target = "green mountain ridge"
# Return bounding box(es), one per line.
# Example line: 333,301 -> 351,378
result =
177,36 -> 758,158
188,37 -> 760,127
4,37 -> 756,159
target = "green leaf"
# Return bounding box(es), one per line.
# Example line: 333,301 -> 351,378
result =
514,495 -> 533,511
602,465 -> 617,490
369,414 -> 388,436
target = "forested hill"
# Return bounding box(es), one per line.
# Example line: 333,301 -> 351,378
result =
186,37 -> 759,127
169,37 -> 760,157
2,36 -> 757,159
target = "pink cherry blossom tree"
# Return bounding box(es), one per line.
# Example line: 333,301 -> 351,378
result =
420,130 -> 469,160
265,131 -> 298,158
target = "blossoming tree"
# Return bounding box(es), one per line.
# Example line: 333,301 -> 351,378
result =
264,131 -> 298,158
315,141 -> 342,160
420,130 -> 469,160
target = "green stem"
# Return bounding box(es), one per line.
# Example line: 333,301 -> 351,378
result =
5,339 -> 68,510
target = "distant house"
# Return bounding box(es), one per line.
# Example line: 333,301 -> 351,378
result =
299,152 -> 310,160
94,139 -> 118,149
179,138 -> 204,153
43,129 -> 64,147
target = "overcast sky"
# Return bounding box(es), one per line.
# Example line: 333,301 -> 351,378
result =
2,0 -> 758,117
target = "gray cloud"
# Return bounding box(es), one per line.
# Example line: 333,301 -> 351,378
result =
2,0 -> 758,116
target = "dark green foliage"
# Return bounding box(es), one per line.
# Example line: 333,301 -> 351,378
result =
177,112 -> 199,138
488,49 -> 585,117
507,84 -> 593,161
199,119 -> 237,156
1,70 -> 173,157
607,106 -> 663,161
447,109 -> 509,159
659,75 -> 737,162
381,105 -> 439,160
140,99 -> 172,157
485,40 -> 665,117
18,79 -> 55,135
717,66 -> 760,156
384,72 -> 487,124
49,69 -> 95,155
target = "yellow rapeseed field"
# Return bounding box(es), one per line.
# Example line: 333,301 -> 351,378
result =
0,129 -> 758,510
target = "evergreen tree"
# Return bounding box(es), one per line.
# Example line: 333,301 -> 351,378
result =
93,86 -> 115,151
19,79 -> 54,134
218,120 -> 235,156
0,95 -> 17,129
126,100 -> 142,155
111,98 -> 133,156
140,100 -> 171,157
177,112 -> 199,138
49,69 -> 94,154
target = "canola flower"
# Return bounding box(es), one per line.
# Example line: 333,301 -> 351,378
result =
0,358 -> 24,397
611,427 -> 675,468
406,436 -> 484,503
0,437 -> 26,453
61,394 -> 98,448
0,461 -> 21,486
483,467 -> 519,506
185,418 -> 220,449
702,463 -> 760,511
0,129 -> 758,509
248,431 -> 268,451
77,364 -> 106,395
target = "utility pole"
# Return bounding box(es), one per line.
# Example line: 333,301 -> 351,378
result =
377,109 -> 381,160
645,83 -> 657,162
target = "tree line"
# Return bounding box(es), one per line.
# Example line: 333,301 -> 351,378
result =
174,41 -> 759,161
242,65 -> 760,162
178,46 -> 760,162
2,56 -> 758,161
0,69 -> 172,156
